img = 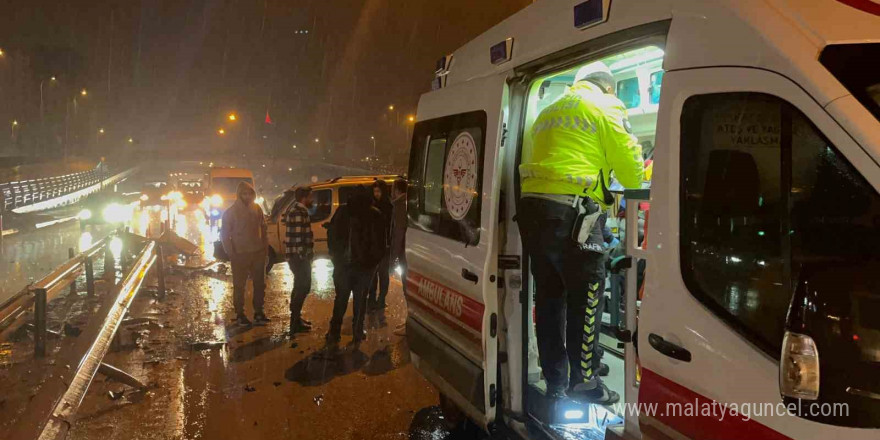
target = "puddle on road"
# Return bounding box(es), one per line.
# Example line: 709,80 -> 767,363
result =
284,335 -> 411,386
229,336 -> 286,363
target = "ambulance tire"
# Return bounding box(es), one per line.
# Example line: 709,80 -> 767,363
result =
438,393 -> 480,435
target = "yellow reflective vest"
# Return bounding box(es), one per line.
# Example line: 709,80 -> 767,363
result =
520,81 -> 645,207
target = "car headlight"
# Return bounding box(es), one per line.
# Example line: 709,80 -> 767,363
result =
211,194 -> 223,206
102,203 -> 131,223
140,194 -> 149,202
78,209 -> 92,221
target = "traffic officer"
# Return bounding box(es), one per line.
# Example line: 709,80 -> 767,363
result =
518,62 -> 644,405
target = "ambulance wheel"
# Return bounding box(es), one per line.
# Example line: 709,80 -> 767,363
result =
438,393 -> 479,435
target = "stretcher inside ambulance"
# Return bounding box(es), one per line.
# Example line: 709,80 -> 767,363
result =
403,1 -> 880,439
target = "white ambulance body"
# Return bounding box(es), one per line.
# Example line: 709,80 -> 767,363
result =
403,0 -> 880,439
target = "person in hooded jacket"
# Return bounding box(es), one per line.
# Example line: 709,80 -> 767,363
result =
220,181 -> 269,326
367,179 -> 393,310
326,186 -> 387,343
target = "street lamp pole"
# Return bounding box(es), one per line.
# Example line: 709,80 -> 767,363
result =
370,136 -> 376,158
39,77 -> 56,136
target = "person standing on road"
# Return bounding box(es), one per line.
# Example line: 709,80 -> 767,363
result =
326,186 -> 386,344
220,181 -> 270,327
518,62 -> 644,405
367,180 -> 393,310
285,187 -> 315,336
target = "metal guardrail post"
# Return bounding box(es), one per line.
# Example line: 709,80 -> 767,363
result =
34,288 -> 48,358
68,248 -> 76,296
157,245 -> 167,300
85,256 -> 95,296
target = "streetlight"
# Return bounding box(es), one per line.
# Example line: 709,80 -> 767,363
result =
314,138 -> 319,143
98,128 -> 104,134
228,113 -> 237,121
407,115 -> 415,122
388,105 -> 394,111
11,120 -> 18,139
40,76 -> 57,127
80,89 -> 87,96
0,48 -> 4,57
370,136 -> 377,158
128,137 -> 133,143
218,128 -> 225,135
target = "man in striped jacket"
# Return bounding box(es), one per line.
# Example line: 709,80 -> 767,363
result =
285,187 -> 314,336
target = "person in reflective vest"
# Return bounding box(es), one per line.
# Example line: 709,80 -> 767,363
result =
518,61 -> 644,405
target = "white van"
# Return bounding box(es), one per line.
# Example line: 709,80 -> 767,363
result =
203,167 -> 256,224
265,175 -> 401,269
403,1 -> 880,439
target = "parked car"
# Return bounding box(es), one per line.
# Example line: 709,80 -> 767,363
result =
265,175 -> 401,271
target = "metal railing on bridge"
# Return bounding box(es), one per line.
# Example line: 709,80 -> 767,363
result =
0,164 -> 106,212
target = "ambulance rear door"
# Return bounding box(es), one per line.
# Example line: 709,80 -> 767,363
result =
405,71 -> 508,426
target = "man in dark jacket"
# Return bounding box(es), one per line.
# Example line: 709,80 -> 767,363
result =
367,180 -> 393,310
326,186 -> 386,343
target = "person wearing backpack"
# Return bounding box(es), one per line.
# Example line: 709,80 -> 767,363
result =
325,186 -> 387,344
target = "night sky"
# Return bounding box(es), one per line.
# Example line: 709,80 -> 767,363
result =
0,0 -> 529,165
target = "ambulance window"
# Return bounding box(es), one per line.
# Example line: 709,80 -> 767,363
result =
682,92 -> 880,360
649,71 -> 663,104
406,111 -> 486,245
424,138 -> 447,214
820,43 -> 880,123
681,93 -> 789,356
616,77 -> 640,109
787,108 -> 880,428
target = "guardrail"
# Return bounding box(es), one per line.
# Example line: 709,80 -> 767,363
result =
7,235 -> 168,440
1,165 -> 105,212
0,163 -> 138,215
0,234 -> 111,345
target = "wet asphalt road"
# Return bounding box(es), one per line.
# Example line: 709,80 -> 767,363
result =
54,207 -> 459,440
0,221 -> 113,305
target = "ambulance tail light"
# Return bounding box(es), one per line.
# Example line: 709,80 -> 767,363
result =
780,331 -> 820,400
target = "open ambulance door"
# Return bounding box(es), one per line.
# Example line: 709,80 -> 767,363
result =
640,66 -> 880,440
405,71 -> 508,428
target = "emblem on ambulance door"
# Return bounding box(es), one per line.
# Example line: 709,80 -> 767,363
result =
443,131 -> 478,221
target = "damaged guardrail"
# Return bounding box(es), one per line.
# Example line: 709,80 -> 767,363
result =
8,236 -> 168,440
0,234 -> 115,347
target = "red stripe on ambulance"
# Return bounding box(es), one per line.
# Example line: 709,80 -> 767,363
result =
405,271 -> 484,334
640,368 -> 792,440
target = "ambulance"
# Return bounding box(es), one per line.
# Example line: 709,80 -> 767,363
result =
402,1 -> 880,439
